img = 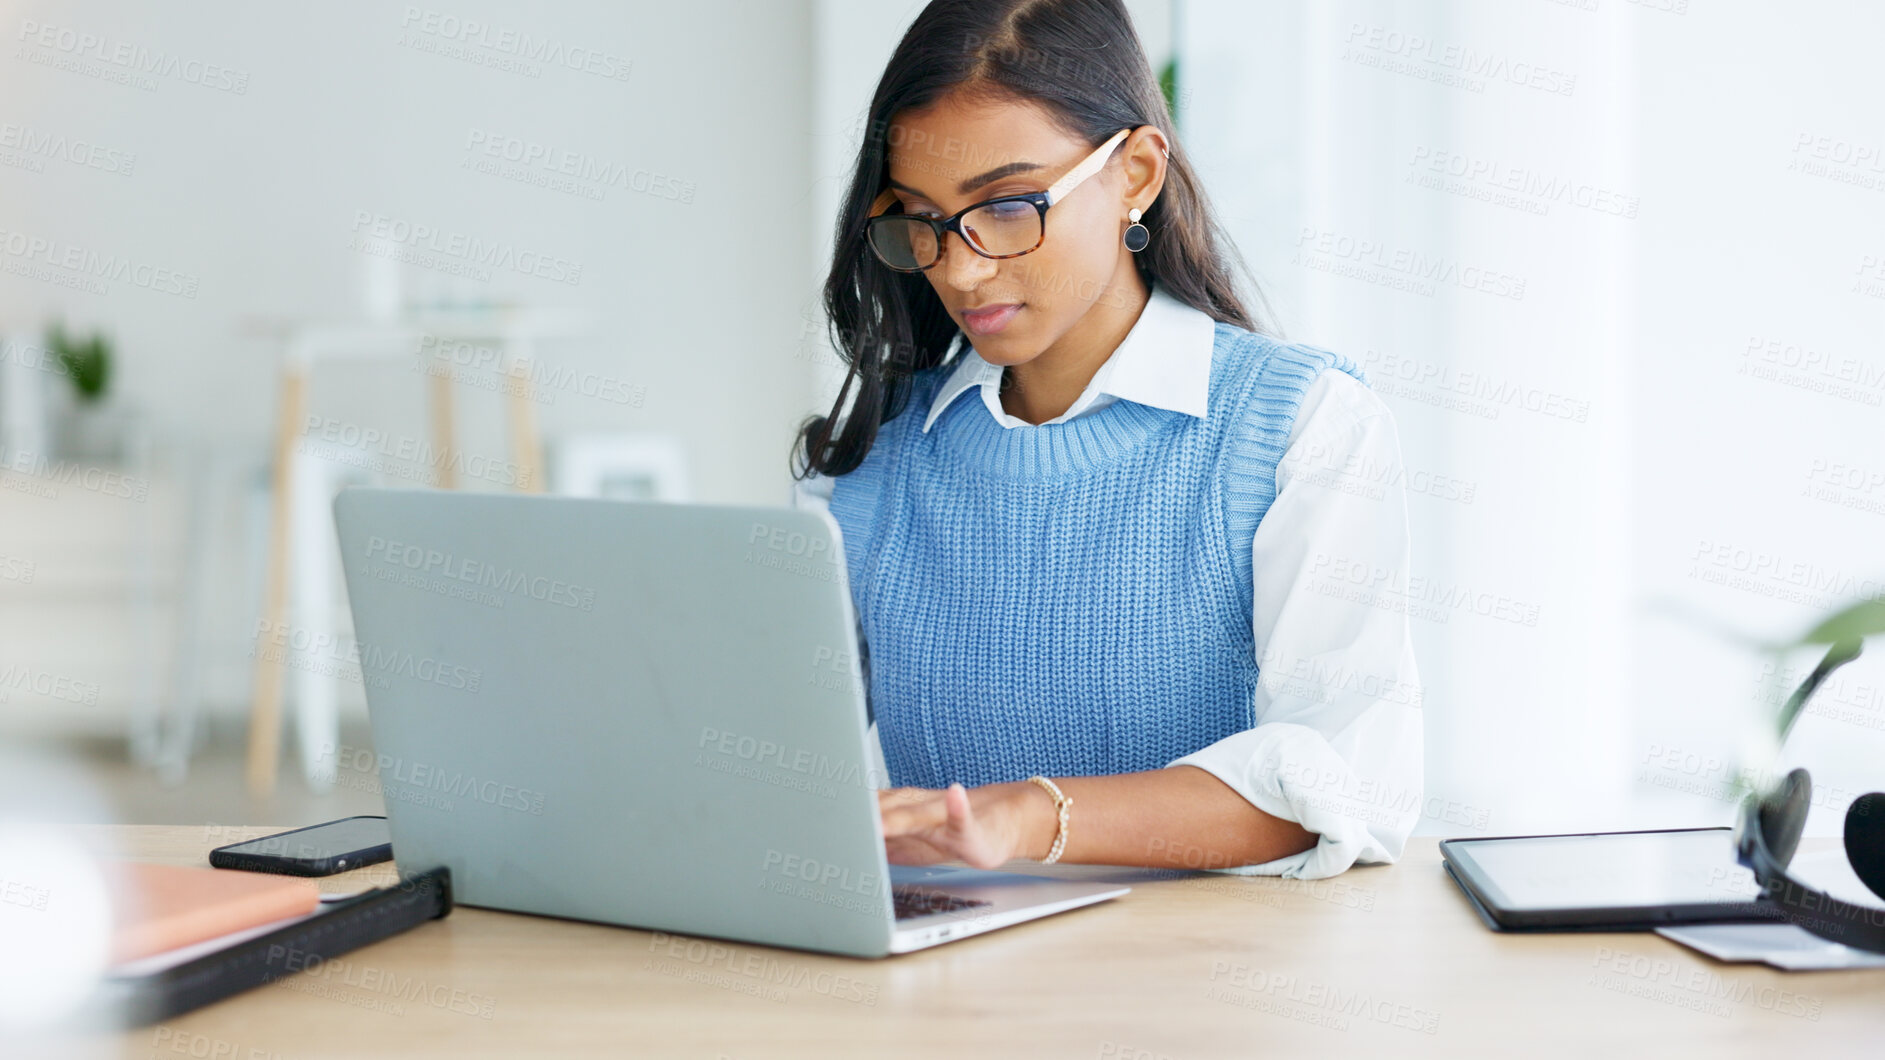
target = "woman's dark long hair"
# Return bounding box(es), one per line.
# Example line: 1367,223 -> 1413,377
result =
794,0 -> 1265,479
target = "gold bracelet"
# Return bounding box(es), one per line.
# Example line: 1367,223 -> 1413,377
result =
1026,775 -> 1072,864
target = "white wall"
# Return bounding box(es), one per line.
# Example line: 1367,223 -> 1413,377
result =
1182,0 -> 1885,835
0,0 -> 821,733
1,0 -> 819,504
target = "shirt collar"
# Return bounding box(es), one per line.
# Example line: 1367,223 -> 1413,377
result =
921,284 -> 1217,433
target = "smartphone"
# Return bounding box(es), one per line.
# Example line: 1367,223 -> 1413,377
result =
208,816 -> 393,876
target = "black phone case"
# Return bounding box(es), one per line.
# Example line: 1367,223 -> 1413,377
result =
90,867 -> 452,1026
207,816 -> 394,877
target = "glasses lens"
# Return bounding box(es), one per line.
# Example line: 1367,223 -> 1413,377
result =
960,200 -> 1042,257
867,217 -> 939,271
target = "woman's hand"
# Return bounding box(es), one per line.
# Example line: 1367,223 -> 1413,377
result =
877,781 -> 1052,870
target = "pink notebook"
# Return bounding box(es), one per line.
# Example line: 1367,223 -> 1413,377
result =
107,862 -> 321,963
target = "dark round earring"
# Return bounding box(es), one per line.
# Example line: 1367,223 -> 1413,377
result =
1123,208 -> 1150,253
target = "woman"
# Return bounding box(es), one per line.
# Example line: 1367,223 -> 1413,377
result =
793,0 -> 1422,879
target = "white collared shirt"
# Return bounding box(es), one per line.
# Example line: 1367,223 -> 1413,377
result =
793,287 -> 1424,878
920,283 -> 1217,432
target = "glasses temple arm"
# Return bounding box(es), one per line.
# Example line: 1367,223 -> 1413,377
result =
1044,128 -> 1133,206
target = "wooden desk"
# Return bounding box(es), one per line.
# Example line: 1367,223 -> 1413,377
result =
47,827 -> 1885,1058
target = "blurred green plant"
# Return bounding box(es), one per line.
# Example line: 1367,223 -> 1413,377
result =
1660,593 -> 1885,805
1158,57 -> 1180,124
46,322 -> 112,403
1775,598 -> 1885,742
1720,597 -> 1883,806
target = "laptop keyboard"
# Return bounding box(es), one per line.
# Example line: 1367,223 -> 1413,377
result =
891,886 -> 991,921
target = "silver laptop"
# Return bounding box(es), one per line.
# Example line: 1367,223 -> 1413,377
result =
332,487 -> 1127,957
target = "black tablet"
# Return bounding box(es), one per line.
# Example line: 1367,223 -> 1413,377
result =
1440,827 -> 1781,931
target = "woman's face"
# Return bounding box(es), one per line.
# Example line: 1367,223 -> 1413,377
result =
883,91 -> 1163,368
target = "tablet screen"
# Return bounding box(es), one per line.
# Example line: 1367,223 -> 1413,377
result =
1446,828 -> 1759,912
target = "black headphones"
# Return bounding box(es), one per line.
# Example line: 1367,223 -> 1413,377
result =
1733,641 -> 1885,952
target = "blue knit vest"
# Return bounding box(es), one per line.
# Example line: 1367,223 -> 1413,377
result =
827,323 -> 1365,789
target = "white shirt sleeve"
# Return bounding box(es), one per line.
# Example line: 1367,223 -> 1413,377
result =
792,471 -> 893,790
1166,369 -> 1425,878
